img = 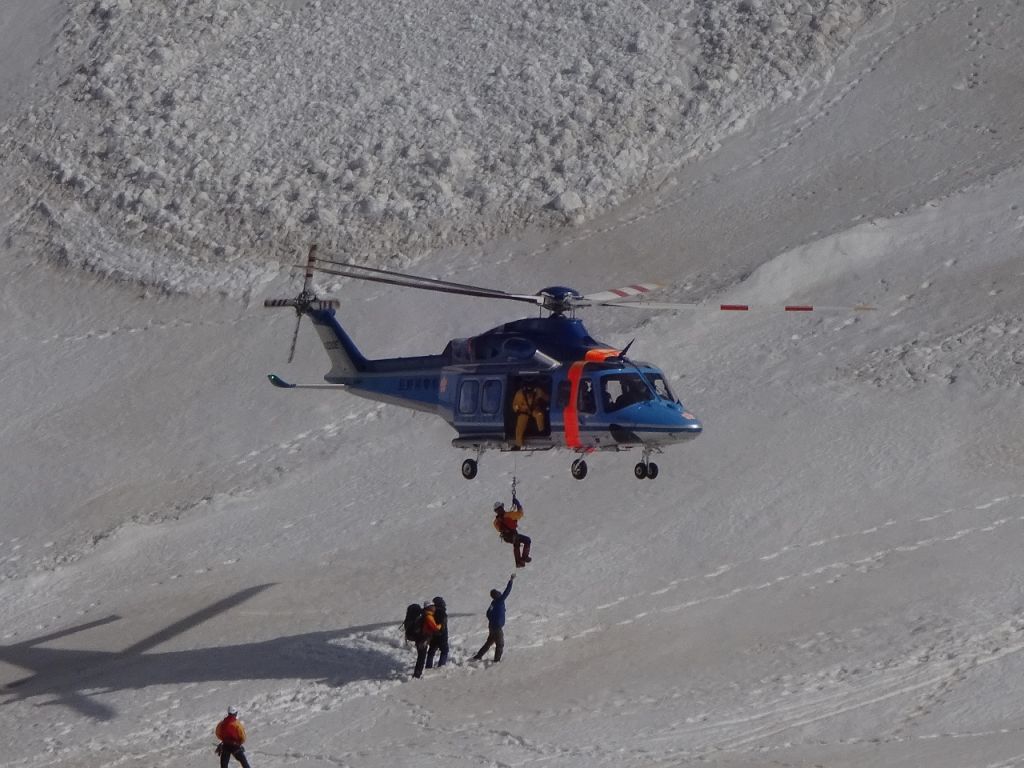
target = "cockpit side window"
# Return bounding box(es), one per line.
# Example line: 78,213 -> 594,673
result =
555,380 -> 571,409
601,373 -> 654,412
577,378 -> 597,414
644,373 -> 678,403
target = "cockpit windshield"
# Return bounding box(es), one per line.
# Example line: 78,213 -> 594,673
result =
601,373 -> 655,412
644,372 -> 678,403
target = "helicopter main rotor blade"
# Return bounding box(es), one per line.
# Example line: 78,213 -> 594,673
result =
302,262 -> 544,306
314,256 -> 525,298
716,303 -> 877,312
301,244 -> 318,294
590,299 -> 876,312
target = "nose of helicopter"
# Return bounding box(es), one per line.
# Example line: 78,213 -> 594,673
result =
674,408 -> 703,440
663,405 -> 704,442
605,401 -> 702,446
627,401 -> 702,443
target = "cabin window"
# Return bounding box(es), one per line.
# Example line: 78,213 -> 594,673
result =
577,378 -> 597,414
481,380 -> 502,415
601,373 -> 654,412
458,380 -> 480,415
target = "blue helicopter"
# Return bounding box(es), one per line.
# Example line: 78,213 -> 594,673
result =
265,246 -> 705,480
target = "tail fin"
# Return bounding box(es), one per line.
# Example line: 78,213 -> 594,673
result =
263,244 -> 367,380
307,308 -> 367,381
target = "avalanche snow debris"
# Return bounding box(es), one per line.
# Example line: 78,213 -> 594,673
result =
1,0 -> 885,296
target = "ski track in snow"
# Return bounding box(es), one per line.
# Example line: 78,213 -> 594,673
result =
504,492 -> 1024,758
531,493 -> 1024,640
624,612 -> 1024,760
2,471 -> 1023,768
12,491 -> 1024,766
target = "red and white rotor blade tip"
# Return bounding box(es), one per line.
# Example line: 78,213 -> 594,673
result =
588,298 -> 876,312
591,299 -> 701,310
717,303 -> 876,312
583,283 -> 663,303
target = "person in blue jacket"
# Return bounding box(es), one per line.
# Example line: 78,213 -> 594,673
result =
471,573 -> 515,662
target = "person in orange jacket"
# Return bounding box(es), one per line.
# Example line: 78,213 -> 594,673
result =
493,497 -> 531,567
413,601 -> 443,679
425,596 -> 449,669
215,706 -> 251,768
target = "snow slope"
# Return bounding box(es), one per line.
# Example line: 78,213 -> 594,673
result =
1,0 -> 885,294
4,0 -> 1024,767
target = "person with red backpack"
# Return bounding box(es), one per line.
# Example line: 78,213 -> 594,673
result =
215,706 -> 251,768
410,601 -> 443,678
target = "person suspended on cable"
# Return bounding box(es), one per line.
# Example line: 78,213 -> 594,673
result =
493,496 -> 531,567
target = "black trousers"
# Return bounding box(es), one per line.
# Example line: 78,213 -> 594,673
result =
501,531 -> 531,562
474,627 -> 505,661
220,744 -> 251,768
426,634 -> 449,667
413,640 -> 429,678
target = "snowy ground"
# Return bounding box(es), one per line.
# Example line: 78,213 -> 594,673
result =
1,0 -> 885,294
4,0 -> 1024,767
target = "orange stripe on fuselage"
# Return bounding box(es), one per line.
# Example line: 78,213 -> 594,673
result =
564,361 -> 586,449
565,350 -> 619,447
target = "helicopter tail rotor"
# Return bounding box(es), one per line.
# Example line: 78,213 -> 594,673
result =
263,244 -> 340,363
286,313 -> 302,363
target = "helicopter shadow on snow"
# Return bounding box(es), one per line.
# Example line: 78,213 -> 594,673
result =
0,584 -> 456,721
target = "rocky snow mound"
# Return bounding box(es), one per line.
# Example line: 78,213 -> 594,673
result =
2,0 -> 885,295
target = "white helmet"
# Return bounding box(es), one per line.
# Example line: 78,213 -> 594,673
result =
227,706 -> 238,716
493,500 -> 503,511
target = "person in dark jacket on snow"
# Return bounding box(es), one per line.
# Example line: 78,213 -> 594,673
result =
426,595 -> 449,668
471,574 -> 515,662
413,601 -> 443,678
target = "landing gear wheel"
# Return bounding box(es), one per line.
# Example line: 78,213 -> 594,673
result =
461,458 -> 478,480
571,458 -> 588,480
646,462 -> 659,480
634,462 -> 648,480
